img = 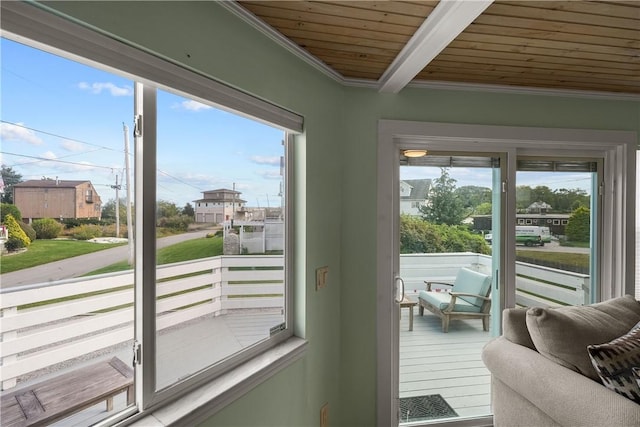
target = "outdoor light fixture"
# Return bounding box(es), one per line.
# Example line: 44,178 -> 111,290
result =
403,149 -> 428,158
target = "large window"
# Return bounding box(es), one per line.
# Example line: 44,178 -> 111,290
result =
0,3 -> 301,424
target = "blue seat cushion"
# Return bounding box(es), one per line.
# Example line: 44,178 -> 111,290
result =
451,268 -> 491,307
419,290 -> 479,313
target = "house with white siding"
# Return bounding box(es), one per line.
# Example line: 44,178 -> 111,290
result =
400,179 -> 431,216
193,188 -> 246,223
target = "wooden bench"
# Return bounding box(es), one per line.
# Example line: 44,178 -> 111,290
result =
1,357 -> 133,427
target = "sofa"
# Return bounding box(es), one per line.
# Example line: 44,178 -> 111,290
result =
482,295 -> 640,427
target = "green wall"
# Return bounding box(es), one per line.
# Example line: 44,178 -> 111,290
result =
39,2 -> 640,426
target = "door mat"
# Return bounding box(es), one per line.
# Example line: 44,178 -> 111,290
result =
399,394 -> 458,422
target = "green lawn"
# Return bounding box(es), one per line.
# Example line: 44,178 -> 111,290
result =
516,250 -> 589,271
85,237 -> 223,275
1,240 -> 126,274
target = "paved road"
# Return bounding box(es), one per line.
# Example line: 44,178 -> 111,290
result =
515,240 -> 590,254
1,229 -> 214,289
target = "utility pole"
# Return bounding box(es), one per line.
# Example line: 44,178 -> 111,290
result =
110,175 -> 121,238
123,123 -> 134,265
231,182 -> 235,228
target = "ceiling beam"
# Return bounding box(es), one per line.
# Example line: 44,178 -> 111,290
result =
378,0 -> 493,94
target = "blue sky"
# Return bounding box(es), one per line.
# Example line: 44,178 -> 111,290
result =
1,37 -> 285,209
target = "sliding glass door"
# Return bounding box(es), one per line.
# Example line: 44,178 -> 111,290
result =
397,152 -> 503,423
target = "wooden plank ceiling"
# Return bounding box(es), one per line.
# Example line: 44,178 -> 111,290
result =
236,1 -> 640,95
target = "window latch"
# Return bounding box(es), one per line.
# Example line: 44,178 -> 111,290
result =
133,341 -> 142,366
134,115 -> 143,137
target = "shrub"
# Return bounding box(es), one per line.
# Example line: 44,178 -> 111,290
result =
101,223 -> 128,238
19,221 -> 37,242
63,218 -> 105,229
157,215 -> 190,232
70,224 -> 103,240
400,215 -> 490,255
32,218 -> 64,239
3,214 -> 30,247
4,237 -> 26,252
1,203 -> 22,223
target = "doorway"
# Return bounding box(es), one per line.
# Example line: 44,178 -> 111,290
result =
376,120 -> 635,427
397,153 -> 502,423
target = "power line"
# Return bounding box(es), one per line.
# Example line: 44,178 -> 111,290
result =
1,120 -> 127,154
10,147 -> 106,167
158,168 -> 206,192
1,151 -> 118,171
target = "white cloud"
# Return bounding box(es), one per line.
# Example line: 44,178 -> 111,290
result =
251,156 -> 280,166
60,139 -> 85,152
174,100 -> 212,111
257,169 -> 282,180
78,81 -> 133,97
41,151 -> 57,160
0,122 -> 43,145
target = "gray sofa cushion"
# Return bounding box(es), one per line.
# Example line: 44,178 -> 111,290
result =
526,295 -> 640,382
503,307 -> 535,350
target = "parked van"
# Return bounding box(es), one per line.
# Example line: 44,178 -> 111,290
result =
516,226 -> 551,246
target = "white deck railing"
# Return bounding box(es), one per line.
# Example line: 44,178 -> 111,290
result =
399,252 -> 590,306
0,252 -> 589,390
0,255 -> 284,390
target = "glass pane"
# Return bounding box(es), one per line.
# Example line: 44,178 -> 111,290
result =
398,155 -> 496,423
1,38 -> 135,425
154,89 -> 286,390
515,168 -> 594,307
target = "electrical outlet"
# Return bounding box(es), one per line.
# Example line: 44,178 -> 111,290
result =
320,403 -> 329,427
316,266 -> 329,291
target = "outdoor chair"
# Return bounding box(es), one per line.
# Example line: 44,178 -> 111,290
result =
418,267 -> 492,333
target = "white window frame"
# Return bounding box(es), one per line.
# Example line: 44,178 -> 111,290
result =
2,2 -> 306,425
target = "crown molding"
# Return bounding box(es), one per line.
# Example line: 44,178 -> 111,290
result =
405,80 -> 640,102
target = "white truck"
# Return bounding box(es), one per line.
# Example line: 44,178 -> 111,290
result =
484,226 -> 551,246
515,225 -> 551,246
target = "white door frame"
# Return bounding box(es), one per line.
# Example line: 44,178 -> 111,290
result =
376,119 -> 636,427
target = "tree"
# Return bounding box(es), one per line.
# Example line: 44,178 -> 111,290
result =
515,185 -> 533,212
530,186 -> 554,207
474,202 -> 493,215
455,185 -> 491,210
565,206 -> 590,242
420,168 -> 465,226
182,202 -> 195,219
0,203 -> 22,223
102,198 -> 129,224
156,200 -> 180,219
1,165 -> 22,204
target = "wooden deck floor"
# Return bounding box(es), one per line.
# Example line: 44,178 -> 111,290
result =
400,306 -> 494,420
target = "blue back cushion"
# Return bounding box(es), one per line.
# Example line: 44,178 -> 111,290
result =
453,268 -> 492,307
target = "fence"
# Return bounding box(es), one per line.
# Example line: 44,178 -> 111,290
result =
0,252 -> 589,390
399,252 -> 590,307
0,255 -> 284,390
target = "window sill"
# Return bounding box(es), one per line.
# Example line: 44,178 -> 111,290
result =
127,337 -> 307,426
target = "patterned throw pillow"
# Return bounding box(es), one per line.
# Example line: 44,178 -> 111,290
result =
587,323 -> 640,403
